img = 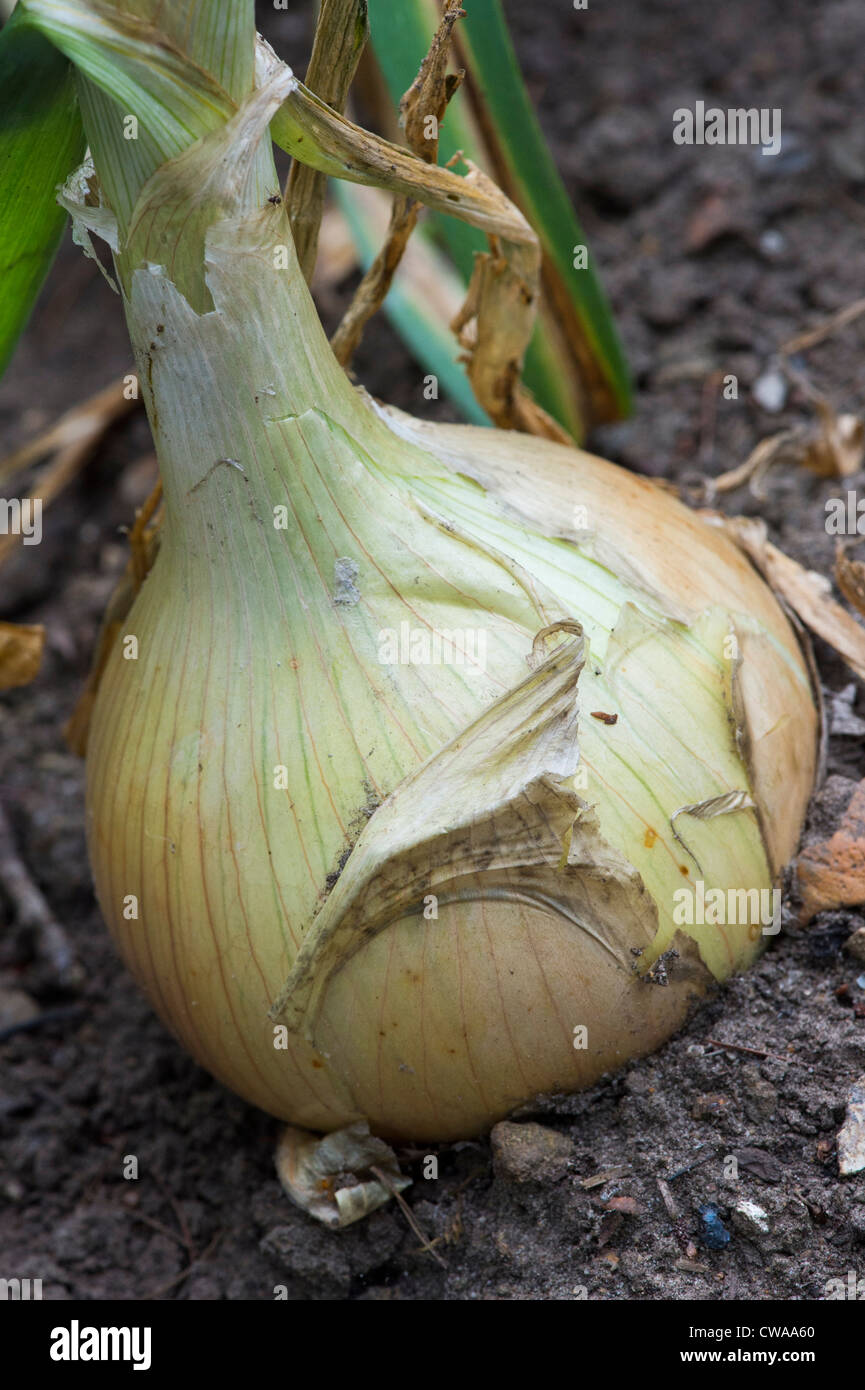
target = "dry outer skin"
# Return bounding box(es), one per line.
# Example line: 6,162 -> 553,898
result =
384,409 -> 818,880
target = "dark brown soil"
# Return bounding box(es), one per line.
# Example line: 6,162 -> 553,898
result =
1,0 -> 864,1301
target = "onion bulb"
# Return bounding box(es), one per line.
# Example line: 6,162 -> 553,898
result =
65,33 -> 817,1142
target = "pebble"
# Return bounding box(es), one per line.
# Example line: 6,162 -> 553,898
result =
732,1147 -> 784,1184
0,989 -> 39,1032
490,1121 -> 574,1184
732,1200 -> 771,1237
752,365 -> 788,413
843,928 -> 865,965
838,1075 -> 865,1176
758,229 -> 786,258
828,685 -> 865,739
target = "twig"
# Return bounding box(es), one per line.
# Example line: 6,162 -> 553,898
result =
0,801 -> 82,989
369,1164 -> 447,1268
0,377 -> 139,570
129,1211 -> 189,1252
711,428 -> 804,497
780,296 -> 865,356
580,1164 -> 631,1189
139,1232 -> 221,1301
705,1037 -> 791,1065
330,1 -> 465,369
265,35 -> 564,436
152,1171 -> 196,1262
657,1177 -> 696,1256
656,1177 -> 680,1221
0,376 -> 136,484
664,1147 -> 715,1182
330,199 -> 424,367
286,0 -> 369,282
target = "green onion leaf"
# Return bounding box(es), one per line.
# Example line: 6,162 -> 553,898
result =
0,6 -> 85,380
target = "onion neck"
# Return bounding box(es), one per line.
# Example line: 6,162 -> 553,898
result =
108,92 -> 415,572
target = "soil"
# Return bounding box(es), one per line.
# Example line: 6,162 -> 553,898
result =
2,0 -> 865,1302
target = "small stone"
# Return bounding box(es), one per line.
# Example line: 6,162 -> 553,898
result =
828,685 -> 865,738
732,1147 -> 784,1184
752,366 -> 788,413
0,989 -> 39,1032
758,229 -> 786,258
844,928 -> 865,964
731,1200 -> 771,1238
490,1121 -> 573,1184
838,1075 -> 865,1176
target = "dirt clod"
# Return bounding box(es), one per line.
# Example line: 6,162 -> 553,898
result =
490,1122 -> 573,1185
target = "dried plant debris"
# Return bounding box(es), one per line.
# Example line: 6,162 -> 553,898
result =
0,620 -> 44,690
285,0 -> 370,282
0,378 -> 138,569
274,1121 -> 411,1228
328,0 -> 466,367
707,514 -> 865,685
0,803 -> 81,989
293,8 -> 565,441
780,295 -> 865,356
711,398 -> 864,498
835,543 -> 865,619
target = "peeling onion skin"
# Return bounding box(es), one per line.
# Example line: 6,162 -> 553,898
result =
82,82 -> 817,1143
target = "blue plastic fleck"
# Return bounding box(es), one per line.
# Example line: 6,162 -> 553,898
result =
698,1204 -> 731,1250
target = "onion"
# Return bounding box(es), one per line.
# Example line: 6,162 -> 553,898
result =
28,0 -> 817,1141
